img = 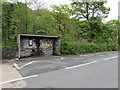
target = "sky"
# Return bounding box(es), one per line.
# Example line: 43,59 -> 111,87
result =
104,0 -> 119,21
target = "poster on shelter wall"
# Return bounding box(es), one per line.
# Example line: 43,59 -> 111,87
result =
40,39 -> 53,47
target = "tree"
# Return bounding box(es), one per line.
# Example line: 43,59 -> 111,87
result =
51,5 -> 71,35
2,2 -> 17,45
105,20 -> 118,44
2,2 -> 34,46
15,2 -> 34,34
32,9 -> 58,35
71,0 -> 110,42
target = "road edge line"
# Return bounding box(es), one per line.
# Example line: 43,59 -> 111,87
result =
65,61 -> 98,70
0,74 -> 38,85
104,56 -> 118,61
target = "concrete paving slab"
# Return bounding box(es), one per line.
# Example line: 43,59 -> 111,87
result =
0,64 -> 27,88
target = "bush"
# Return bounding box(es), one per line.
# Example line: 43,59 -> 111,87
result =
60,42 -> 118,55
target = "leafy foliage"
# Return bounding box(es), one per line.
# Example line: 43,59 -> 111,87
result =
2,1 -> 118,55
61,42 -> 118,55
71,1 -> 110,42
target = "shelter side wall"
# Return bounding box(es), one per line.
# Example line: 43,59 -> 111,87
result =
53,38 -> 60,55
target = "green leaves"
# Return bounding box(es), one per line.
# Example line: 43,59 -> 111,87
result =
33,9 -> 58,35
2,1 -> 118,54
51,5 -> 71,35
70,1 -> 110,42
61,42 -> 118,55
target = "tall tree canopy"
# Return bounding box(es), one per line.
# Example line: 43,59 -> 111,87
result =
71,0 -> 110,42
2,1 -> 118,48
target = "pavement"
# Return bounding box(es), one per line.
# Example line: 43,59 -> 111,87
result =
0,63 -> 27,88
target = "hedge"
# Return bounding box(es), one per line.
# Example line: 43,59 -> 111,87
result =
60,42 -> 118,55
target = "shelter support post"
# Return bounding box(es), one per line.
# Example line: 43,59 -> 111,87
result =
53,38 -> 60,55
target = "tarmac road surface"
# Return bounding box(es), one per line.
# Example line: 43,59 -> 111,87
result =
23,51 -> 118,88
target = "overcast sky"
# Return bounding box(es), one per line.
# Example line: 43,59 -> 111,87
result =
104,0 -> 119,21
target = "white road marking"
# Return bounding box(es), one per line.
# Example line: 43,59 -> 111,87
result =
104,56 -> 118,61
66,56 -> 118,69
13,60 -> 54,69
0,74 -> 38,85
65,61 -> 98,69
13,63 -> 20,69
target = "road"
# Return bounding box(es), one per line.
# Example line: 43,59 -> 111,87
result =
23,51 -> 118,88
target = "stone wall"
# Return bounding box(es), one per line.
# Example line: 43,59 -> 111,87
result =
2,46 -> 17,59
